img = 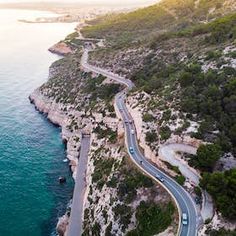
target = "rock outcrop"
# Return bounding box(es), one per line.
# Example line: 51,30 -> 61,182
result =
29,88 -> 81,179
29,89 -> 83,235
49,42 -> 74,56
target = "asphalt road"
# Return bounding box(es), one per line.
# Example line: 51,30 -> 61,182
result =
67,135 -> 91,236
81,48 -> 199,236
117,93 -> 198,236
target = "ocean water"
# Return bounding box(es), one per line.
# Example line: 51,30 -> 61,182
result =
0,10 -> 76,236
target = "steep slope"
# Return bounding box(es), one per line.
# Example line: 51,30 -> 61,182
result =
78,0 -> 236,234
30,49 -> 178,235
82,0 -> 236,46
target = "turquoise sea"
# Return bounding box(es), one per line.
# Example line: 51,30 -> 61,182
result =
0,10 -> 75,236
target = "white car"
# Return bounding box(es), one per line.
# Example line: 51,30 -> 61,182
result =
155,174 -> 164,182
182,213 -> 188,225
129,147 -> 134,154
131,129 -> 135,135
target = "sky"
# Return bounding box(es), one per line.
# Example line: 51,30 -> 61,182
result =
0,0 -> 158,4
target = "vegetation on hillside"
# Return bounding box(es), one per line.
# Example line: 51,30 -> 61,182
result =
83,152 -> 176,235
127,201 -> 175,236
40,53 -> 88,105
200,169 -> 236,219
82,0 -> 235,47
83,74 -> 121,102
117,158 -> 154,204
179,64 -> 236,154
189,144 -> 222,172
43,0 -> 236,231
132,56 -> 236,156
206,228 -> 236,236
80,0 -> 236,223
151,12 -> 236,47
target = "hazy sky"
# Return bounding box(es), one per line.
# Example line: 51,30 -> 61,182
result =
0,0 -> 158,5
0,0 -> 158,3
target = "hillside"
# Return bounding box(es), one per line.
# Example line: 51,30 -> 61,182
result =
30,50 -> 178,235
78,0 -> 236,234
26,0 -> 236,235
82,0 -> 236,46
81,1 -> 236,158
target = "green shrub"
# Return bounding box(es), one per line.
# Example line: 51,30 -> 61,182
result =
175,175 -> 186,186
107,176 -> 118,188
162,109 -> 172,121
189,144 -> 222,172
113,204 -> 132,232
105,222 -> 113,236
92,158 -> 115,189
205,228 -> 236,236
162,161 -> 181,175
143,113 -> 155,122
117,163 -> 154,203
93,126 -> 117,143
91,222 -> 101,236
145,131 -> 158,143
160,126 -> 171,141
127,201 -> 175,236
206,50 -> 222,60
194,186 -> 202,197
200,169 -> 236,220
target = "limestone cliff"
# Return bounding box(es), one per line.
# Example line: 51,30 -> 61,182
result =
29,49 -> 178,235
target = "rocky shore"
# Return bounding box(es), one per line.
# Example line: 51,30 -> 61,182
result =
29,88 -> 81,235
29,88 -> 81,177
29,47 -> 178,235
48,42 -> 75,56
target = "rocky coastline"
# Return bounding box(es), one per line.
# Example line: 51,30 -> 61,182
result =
29,46 -> 88,233
29,88 -> 81,177
29,46 -> 178,235
29,88 -> 80,235
28,49 -> 126,235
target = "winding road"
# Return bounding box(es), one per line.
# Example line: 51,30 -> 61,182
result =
81,48 -> 200,236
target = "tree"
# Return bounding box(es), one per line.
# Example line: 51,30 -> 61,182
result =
206,228 -> 236,236
91,222 -> 101,236
193,144 -> 222,172
145,131 -> 158,143
186,63 -> 202,74
179,71 -> 193,87
200,169 -> 236,220
223,95 -> 236,115
160,126 -> 171,141
229,124 -> 236,145
127,201 -> 174,236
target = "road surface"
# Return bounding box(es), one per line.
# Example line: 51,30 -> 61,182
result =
81,48 -> 200,236
67,135 -> 91,236
159,144 -> 199,185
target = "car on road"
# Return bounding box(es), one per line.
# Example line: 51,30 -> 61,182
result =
155,174 -> 164,182
129,120 -> 133,124
182,213 -> 188,225
195,196 -> 202,204
131,129 -> 135,135
129,147 -> 134,154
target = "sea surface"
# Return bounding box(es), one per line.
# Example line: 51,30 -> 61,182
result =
0,10 -> 76,236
